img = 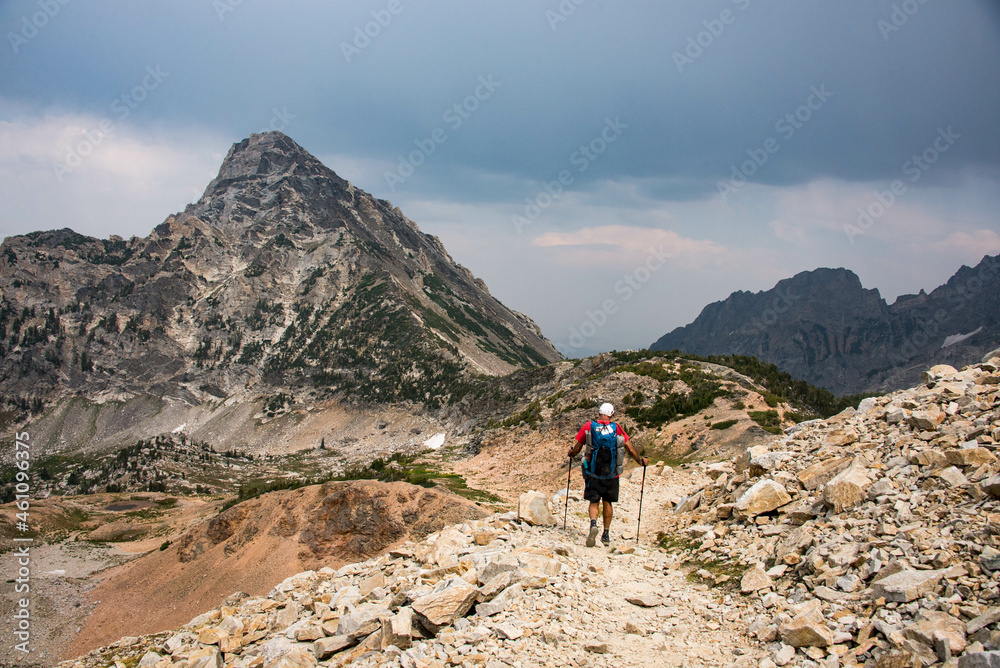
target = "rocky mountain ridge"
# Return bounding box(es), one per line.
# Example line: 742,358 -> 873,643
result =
0,131 -> 559,416
651,257 -> 1000,396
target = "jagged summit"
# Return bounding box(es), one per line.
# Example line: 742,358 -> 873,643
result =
216,131 -> 329,180
0,133 -> 561,415
652,256 -> 1000,395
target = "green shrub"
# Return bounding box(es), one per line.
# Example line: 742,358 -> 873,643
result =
710,419 -> 738,430
748,409 -> 782,434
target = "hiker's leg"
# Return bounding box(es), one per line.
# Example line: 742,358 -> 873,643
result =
589,502 -> 600,520
602,500 -> 613,528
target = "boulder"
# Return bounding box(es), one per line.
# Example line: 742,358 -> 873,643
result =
871,569 -> 945,602
138,653 -> 163,668
475,583 -> 523,617
380,608 -> 415,650
968,608 -> 1000,636
478,555 -> 520,584
264,648 -> 317,668
736,445 -> 770,473
886,407 -> 908,424
314,636 -> 353,661
903,611 -> 967,654
750,452 -> 792,476
415,527 -> 470,567
495,622 -> 524,640
924,364 -> 959,383
823,458 -> 871,512
876,651 -> 922,668
868,478 -> 896,499
733,479 -> 792,518
517,491 -> 555,526
797,457 -> 852,491
779,615 -> 835,648
946,448 -> 997,468
775,526 -> 815,562
273,602 -> 301,631
857,397 -> 881,414
625,593 -> 662,607
825,428 -> 859,447
961,653 -> 1000,668
938,466 -> 969,487
294,623 -> 324,642
412,578 -> 478,632
827,406 -> 857,424
910,407 -> 946,431
981,547 -> 1000,571
216,615 -> 244,636
337,603 -> 391,639
982,475 -> 1000,499
741,565 -> 772,593
186,649 -> 223,668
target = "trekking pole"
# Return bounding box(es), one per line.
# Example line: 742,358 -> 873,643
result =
636,463 -> 647,544
563,456 -> 572,531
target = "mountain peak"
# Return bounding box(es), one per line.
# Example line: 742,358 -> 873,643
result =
0,131 -> 561,406
214,131 -> 331,182
651,257 -> 1000,395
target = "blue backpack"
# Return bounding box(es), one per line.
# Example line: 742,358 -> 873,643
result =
583,421 -> 625,480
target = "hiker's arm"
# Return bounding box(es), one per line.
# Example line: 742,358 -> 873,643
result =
625,440 -> 648,467
567,440 -> 582,458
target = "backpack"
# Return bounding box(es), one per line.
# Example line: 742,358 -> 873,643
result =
583,421 -> 625,480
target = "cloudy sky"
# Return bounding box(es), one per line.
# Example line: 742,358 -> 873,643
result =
1,1 -> 999,356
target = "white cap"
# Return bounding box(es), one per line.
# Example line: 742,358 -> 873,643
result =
599,402 -> 615,416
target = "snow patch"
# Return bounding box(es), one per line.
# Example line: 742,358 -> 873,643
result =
172,423 -> 187,434
942,326 -> 983,348
423,432 -> 446,450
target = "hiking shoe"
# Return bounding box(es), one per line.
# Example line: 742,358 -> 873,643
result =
586,524 -> 599,547
601,530 -> 610,545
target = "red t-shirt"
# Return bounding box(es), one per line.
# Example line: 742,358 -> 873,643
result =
575,418 -> 629,444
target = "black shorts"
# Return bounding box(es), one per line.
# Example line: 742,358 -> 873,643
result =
583,474 -> 619,503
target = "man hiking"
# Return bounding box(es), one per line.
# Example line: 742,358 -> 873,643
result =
567,402 -> 648,547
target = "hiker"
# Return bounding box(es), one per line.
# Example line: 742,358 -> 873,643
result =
567,402 -> 647,546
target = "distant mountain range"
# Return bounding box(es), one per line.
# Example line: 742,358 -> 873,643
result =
0,132 -> 560,412
651,256 -> 1000,395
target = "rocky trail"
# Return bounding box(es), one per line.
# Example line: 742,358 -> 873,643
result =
59,462 -> 766,668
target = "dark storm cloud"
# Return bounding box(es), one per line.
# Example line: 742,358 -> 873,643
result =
2,0 -> 997,206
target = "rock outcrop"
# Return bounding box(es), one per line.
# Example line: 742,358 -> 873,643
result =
661,354 -> 1000,667
651,260 -> 1000,395
0,131 -> 560,412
